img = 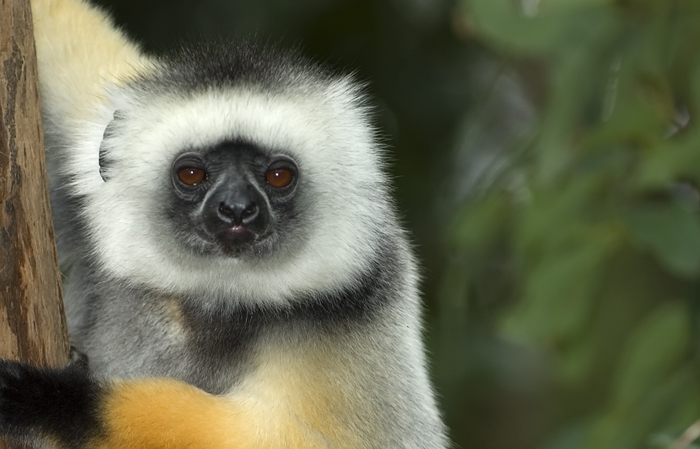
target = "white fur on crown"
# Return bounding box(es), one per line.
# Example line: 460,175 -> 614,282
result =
63,79 -> 391,305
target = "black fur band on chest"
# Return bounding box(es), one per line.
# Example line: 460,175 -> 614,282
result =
177,241 -> 403,389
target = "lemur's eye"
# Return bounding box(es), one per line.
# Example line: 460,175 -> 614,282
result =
266,169 -> 294,188
177,167 -> 206,186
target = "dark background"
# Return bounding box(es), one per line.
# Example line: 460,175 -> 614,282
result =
92,0 -> 700,448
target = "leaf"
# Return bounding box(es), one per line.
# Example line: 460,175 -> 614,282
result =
451,195 -> 510,251
633,138 -> 700,189
626,203 -> 700,277
503,225 -> 617,342
583,364 -> 695,449
466,0 -> 614,55
610,302 -> 689,414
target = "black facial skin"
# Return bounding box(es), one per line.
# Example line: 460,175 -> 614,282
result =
166,141 -> 300,258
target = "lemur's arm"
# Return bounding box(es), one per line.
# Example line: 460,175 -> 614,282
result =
0,359 -> 249,448
0,355 -> 361,449
31,0 -> 150,124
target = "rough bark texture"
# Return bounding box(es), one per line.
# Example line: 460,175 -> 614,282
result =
0,0 -> 70,446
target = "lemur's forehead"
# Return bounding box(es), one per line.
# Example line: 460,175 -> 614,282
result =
175,140 -> 294,165
101,75 -> 375,193
125,87 -> 341,154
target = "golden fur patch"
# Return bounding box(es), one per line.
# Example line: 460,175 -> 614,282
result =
93,339 -> 371,448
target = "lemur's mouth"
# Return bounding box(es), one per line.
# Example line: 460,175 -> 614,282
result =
225,224 -> 254,242
227,224 -> 248,235
214,225 -> 262,257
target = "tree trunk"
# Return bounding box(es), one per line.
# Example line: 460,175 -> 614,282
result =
0,0 -> 71,446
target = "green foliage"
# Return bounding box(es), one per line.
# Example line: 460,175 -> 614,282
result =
444,0 -> 700,447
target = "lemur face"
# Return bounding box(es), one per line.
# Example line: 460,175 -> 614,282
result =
86,78 -> 386,300
166,142 -> 302,259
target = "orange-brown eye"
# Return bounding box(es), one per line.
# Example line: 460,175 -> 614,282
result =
177,167 -> 206,186
266,169 -> 294,188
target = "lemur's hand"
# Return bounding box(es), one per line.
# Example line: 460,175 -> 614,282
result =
0,357 -> 103,448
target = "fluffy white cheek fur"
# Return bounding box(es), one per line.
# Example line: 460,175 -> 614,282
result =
76,87 -> 391,304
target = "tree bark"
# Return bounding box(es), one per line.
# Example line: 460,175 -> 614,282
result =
0,0 -> 71,446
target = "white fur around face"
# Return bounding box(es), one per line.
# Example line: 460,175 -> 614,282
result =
64,80 -> 392,305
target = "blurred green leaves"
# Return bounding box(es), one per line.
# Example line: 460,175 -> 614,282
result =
626,202 -> 700,277
610,302 -> 688,414
468,0 -> 614,55
447,0 -> 700,448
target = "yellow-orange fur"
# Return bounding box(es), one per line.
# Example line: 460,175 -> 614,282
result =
96,341 -> 368,448
31,0 -> 150,122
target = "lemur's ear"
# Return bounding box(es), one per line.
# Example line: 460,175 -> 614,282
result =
98,110 -> 123,182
